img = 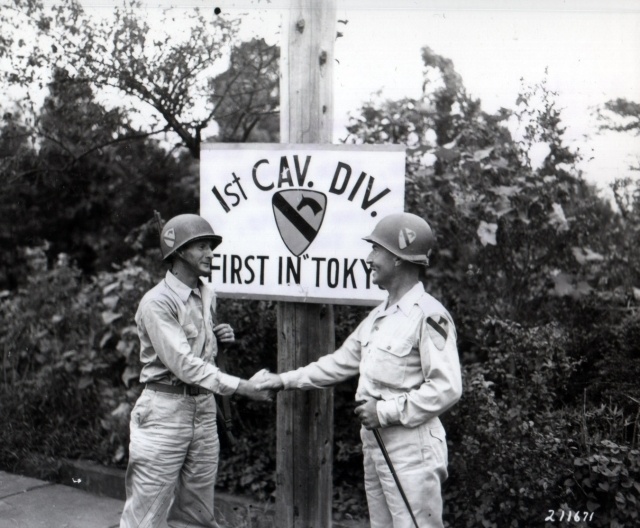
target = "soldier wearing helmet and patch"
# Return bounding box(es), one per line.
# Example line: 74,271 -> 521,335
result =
255,212 -> 462,528
120,214 -> 272,528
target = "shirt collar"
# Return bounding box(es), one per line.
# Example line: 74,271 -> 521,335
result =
164,270 -> 197,304
377,281 -> 425,317
396,282 -> 425,315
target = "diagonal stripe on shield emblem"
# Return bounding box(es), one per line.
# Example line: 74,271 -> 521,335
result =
272,190 -> 327,256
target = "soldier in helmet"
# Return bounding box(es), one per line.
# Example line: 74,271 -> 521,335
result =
255,212 -> 462,528
120,214 -> 271,528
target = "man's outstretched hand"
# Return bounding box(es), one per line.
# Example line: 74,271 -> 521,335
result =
252,369 -> 285,392
236,375 -> 275,402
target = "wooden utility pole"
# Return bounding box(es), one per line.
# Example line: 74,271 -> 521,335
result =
277,1 -> 337,527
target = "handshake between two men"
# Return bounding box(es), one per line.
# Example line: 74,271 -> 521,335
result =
244,368 -> 381,430
235,369 -> 281,403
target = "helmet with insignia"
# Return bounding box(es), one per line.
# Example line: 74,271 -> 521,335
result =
159,214 -> 222,260
363,212 -> 435,266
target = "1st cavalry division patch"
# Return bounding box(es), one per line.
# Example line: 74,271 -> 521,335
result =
427,315 -> 449,350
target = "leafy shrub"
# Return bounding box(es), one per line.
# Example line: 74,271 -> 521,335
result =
568,440 -> 640,527
443,320 -> 584,527
0,253 -> 157,473
571,306 -> 640,414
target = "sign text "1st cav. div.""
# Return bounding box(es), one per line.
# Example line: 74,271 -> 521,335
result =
200,143 -> 405,306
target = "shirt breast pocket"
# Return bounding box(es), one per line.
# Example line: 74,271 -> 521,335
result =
368,338 -> 413,388
182,323 -> 199,340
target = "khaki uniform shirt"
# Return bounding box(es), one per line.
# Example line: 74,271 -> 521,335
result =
280,282 -> 462,428
135,271 -> 240,395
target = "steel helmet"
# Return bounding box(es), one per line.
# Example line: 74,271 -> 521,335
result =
159,214 -> 222,260
363,212 -> 435,266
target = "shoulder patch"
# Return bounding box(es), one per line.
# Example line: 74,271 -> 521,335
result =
426,315 -> 449,350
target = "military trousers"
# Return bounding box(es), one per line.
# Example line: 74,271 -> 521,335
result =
361,417 -> 448,528
120,390 -> 220,528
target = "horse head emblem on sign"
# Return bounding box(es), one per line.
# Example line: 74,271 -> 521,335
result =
271,190 -> 327,257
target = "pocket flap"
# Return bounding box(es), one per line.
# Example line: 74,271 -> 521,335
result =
374,338 -> 412,358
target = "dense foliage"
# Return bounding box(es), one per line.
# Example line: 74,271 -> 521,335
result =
1,2 -> 639,525
0,0 -> 279,285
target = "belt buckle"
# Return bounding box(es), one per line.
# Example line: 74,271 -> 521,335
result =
187,385 -> 199,396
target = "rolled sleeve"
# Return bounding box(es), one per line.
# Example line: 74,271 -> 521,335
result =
377,398 -> 402,428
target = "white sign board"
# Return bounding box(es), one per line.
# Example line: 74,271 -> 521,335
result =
200,143 -> 405,306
